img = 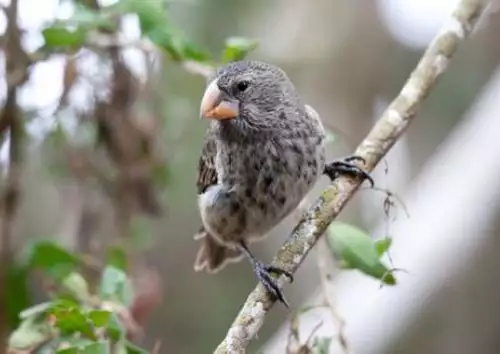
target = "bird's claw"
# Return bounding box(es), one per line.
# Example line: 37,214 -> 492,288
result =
252,261 -> 293,308
324,155 -> 374,187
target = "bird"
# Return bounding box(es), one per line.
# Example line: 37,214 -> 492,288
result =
193,60 -> 373,307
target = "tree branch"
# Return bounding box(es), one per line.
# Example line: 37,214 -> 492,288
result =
84,32 -> 215,79
0,0 -> 29,352
214,0 -> 487,352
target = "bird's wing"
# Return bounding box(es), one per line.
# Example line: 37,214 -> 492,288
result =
305,104 -> 325,135
196,127 -> 218,195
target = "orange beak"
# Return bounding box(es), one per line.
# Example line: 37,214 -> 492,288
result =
199,80 -> 239,120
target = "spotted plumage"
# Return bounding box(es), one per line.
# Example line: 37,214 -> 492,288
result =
193,60 -> 371,306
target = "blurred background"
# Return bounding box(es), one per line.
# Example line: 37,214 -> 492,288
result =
1,0 -> 500,353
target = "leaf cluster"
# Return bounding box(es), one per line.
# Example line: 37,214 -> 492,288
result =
8,241 -> 147,354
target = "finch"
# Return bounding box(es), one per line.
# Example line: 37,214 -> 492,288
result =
194,60 -> 372,306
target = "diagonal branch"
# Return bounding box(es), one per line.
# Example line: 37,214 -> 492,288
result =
214,0 -> 487,352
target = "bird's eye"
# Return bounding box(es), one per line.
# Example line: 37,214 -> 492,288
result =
236,81 -> 249,92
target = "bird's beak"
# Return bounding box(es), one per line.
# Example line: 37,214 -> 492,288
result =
199,79 -> 239,120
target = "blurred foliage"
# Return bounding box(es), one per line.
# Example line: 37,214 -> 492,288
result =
8,240 -> 147,354
222,37 -> 259,63
328,222 -> 396,285
5,0 -> 260,352
40,0 -> 257,65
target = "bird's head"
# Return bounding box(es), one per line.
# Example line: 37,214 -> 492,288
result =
199,61 -> 302,135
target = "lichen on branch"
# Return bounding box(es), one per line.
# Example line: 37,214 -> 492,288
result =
214,0 -> 487,353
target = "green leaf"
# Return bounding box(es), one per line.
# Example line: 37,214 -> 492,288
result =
99,266 -> 133,306
65,4 -> 116,31
81,341 -> 110,354
19,302 -> 53,320
57,347 -> 79,354
8,316 -> 51,349
106,246 -> 128,272
50,301 -> 96,340
113,0 -> 166,33
88,310 -> 111,328
222,37 -> 258,63
111,0 -> 209,61
312,337 -> 333,354
62,272 -> 91,301
147,26 -> 210,61
24,240 -> 80,281
375,238 -> 392,258
50,297 -> 80,310
42,27 -> 87,48
328,222 -> 396,285
180,39 -> 211,62
125,340 -> 149,354
42,3 -> 116,50
106,313 -> 125,341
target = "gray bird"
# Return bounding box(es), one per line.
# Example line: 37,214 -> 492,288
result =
194,61 -> 372,306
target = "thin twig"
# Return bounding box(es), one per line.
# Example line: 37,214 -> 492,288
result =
316,238 -> 349,353
181,60 -> 215,79
214,0 -> 486,352
85,32 -> 215,79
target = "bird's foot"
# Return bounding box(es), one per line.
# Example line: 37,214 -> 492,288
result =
251,260 -> 293,308
237,241 -> 293,307
324,155 -> 374,187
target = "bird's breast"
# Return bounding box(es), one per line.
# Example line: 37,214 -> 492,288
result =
215,136 -> 325,225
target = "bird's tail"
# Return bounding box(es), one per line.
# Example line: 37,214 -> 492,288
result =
193,227 -> 243,273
